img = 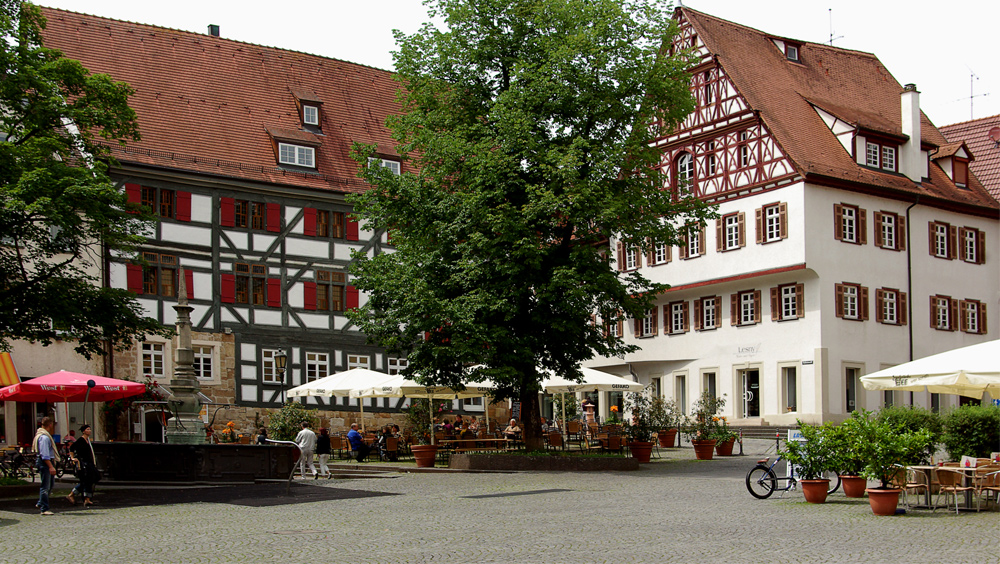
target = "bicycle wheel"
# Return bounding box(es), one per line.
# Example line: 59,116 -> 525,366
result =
821,470 -> 841,494
746,466 -> 777,499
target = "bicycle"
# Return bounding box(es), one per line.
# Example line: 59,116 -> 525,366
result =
746,435 -> 841,499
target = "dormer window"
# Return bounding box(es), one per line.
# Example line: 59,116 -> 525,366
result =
953,158 -> 968,188
368,157 -> 401,175
279,143 -> 315,168
303,105 -> 319,126
785,43 -> 799,62
865,141 -> 897,172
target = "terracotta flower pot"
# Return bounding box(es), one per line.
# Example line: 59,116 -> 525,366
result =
657,429 -> 678,448
866,488 -> 901,516
715,437 -> 736,456
840,475 -> 867,498
630,441 -> 654,463
800,479 -> 830,503
691,439 -> 717,460
411,445 -> 439,468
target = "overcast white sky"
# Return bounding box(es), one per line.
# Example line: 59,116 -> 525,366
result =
39,0 -> 999,129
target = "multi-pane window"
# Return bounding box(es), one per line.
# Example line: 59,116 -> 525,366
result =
624,246 -> 639,270
368,157 -> 402,175
703,71 -> 713,104
959,227 -> 985,264
635,309 -> 657,337
680,224 -> 705,259
881,146 -> 895,171
875,288 -> 907,326
314,210 -> 345,238
230,200 -> 272,231
865,142 -> 879,167
960,299 -> 987,334
141,252 -> 177,297
262,349 -> 278,383
731,290 -> 760,326
606,315 -> 624,338
251,202 -> 266,230
388,357 -> 409,375
141,186 -> 175,218
278,143 -> 315,167
874,211 -> 905,251
305,352 -> 329,383
864,141 -> 897,171
770,283 -> 803,321
667,301 -> 689,335
706,142 -> 716,175
648,240 -> 670,266
694,296 -> 720,331
193,345 -> 214,380
675,152 -> 693,189
739,131 -> 750,168
234,263 -> 267,305
718,212 -> 744,251
303,105 -> 319,125
931,295 -> 955,331
834,203 -> 866,244
348,355 -> 370,370
142,342 -> 165,378
316,270 -> 347,311
835,283 -> 868,321
929,221 -> 955,259
757,203 -> 786,244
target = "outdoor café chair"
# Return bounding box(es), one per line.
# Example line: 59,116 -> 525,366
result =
975,470 -> 1000,510
934,468 -> 976,514
891,466 -> 927,510
547,432 -> 564,451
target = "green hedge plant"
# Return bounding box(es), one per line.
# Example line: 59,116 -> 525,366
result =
941,404 -> 1000,459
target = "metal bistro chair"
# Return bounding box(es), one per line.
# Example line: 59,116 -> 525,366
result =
934,468 -> 976,514
329,435 -> 346,460
975,469 -> 1000,510
565,421 -> 584,450
383,437 -> 399,462
547,432 -> 564,451
891,466 -> 928,510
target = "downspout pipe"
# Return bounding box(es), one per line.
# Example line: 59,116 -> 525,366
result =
905,195 -> 920,362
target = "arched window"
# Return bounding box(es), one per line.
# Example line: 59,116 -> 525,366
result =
674,152 -> 694,194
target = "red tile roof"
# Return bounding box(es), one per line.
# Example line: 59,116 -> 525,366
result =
940,114 -> 1000,202
39,7 -> 403,195
680,8 -> 998,215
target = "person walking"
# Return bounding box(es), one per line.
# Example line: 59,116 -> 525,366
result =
66,424 -> 98,507
294,421 -> 317,479
315,428 -> 332,479
32,417 -> 59,515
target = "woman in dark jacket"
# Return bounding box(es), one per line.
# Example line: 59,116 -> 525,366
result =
315,428 -> 331,479
67,424 -> 97,507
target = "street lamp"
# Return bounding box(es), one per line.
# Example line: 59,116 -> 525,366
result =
275,348 -> 288,404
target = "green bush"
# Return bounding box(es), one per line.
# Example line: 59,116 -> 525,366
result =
876,405 -> 942,464
780,422 -> 836,479
0,476 -> 28,486
266,402 -> 318,441
941,404 -> 1000,459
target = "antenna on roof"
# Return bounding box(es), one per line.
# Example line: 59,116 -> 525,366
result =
957,68 -> 990,121
828,9 -> 844,46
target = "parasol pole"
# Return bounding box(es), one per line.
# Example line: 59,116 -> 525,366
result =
359,397 -> 366,433
83,379 -> 96,426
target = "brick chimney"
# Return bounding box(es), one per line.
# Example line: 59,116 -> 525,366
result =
899,84 -> 924,182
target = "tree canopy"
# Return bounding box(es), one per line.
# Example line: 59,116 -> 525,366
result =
0,1 -> 167,358
348,0 -> 714,448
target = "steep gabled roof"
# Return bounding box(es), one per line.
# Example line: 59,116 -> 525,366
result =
940,114 -> 1000,202
39,7 -> 403,195
679,8 -> 997,214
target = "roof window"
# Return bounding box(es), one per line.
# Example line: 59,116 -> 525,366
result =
785,43 -> 800,62
303,105 -> 319,126
279,143 -> 315,168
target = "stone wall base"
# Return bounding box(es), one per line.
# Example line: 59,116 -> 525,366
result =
449,453 -> 639,472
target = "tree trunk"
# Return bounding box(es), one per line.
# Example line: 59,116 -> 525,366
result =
520,384 -> 543,451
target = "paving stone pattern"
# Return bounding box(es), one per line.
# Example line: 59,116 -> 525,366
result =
0,439 -> 996,563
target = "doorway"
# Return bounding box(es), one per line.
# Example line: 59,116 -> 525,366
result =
740,369 -> 760,418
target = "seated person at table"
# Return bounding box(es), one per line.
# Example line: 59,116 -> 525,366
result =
441,419 -> 454,434
460,425 -> 476,440
454,414 -> 464,428
346,423 -> 370,462
391,424 -> 401,438
540,417 -> 549,432
503,419 -> 521,440
468,418 -> 480,433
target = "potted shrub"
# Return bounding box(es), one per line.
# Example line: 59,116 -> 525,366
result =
827,412 -> 869,498
622,392 -> 657,463
404,399 -> 448,467
713,414 -> 737,456
683,391 -> 724,460
856,413 -> 933,515
651,398 -> 681,448
780,422 -> 835,503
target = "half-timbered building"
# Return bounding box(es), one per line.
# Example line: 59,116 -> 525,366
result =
37,8 -> 462,438
592,8 -> 999,425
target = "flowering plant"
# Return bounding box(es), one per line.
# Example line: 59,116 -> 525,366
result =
682,391 -> 727,442
713,414 -> 737,443
220,421 -> 239,443
606,405 -> 621,425
622,392 -> 657,442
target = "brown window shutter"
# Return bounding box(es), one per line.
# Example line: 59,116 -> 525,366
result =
899,291 -> 908,325
860,286 -> 869,320
651,308 -> 659,334
949,298 -> 959,331
875,289 -> 885,323
834,204 -> 843,241
795,283 -> 804,318
730,293 -> 738,325
616,241 -> 624,271
679,237 -> 688,259
645,238 -> 654,266
976,230 -> 985,264
930,295 -> 939,328
693,299 -> 703,330
633,318 -> 641,338
835,284 -> 844,318
665,244 -> 672,263
980,303 -> 987,334
770,286 -> 779,321
699,225 -> 706,255
616,319 -> 623,337
661,305 -> 669,334
874,212 -> 884,247
928,223 -> 936,257
755,208 -> 763,244
753,290 -> 761,323
738,212 -> 746,247
779,203 -> 788,239
948,226 -> 958,259
716,219 -> 723,252
714,298 -> 722,328
897,215 -> 906,251
959,301 -> 970,332
858,208 -> 867,245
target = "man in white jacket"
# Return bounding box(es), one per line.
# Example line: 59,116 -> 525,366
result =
294,421 -> 317,479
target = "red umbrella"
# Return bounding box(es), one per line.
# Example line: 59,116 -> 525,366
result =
0,370 -> 147,402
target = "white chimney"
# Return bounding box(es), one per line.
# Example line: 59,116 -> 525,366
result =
899,84 -> 924,182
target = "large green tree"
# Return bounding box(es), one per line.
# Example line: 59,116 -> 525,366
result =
349,0 -> 713,449
0,1 -> 167,359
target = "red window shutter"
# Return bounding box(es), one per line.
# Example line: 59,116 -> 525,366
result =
346,216 -> 359,241
778,203 -> 787,239
126,264 -> 144,293
873,212 -> 884,247
266,203 -> 281,233
897,215 -> 907,251
834,204 -> 843,241
899,291 -> 908,326
185,269 -> 194,300
738,212 -> 746,247
860,286 -> 869,321
220,197 -> 235,227
220,274 -> 235,303
875,290 -> 885,323
976,230 -> 986,264
770,287 -> 779,321
176,191 -> 192,222
948,226 -> 958,259
755,208 -> 763,244
948,298 -> 958,331
693,300 -> 702,330
304,208 -> 317,237
858,208 -> 867,245
125,183 -> 141,209
266,278 -> 281,307
835,284 -> 844,318
753,290 -> 761,323
715,219 -> 723,252
303,281 -> 317,310
730,293 -> 738,325
346,285 -> 359,310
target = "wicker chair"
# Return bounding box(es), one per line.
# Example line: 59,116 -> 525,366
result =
935,468 -> 975,514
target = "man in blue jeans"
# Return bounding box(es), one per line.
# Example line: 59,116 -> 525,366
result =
346,423 -> 370,462
32,417 -> 58,515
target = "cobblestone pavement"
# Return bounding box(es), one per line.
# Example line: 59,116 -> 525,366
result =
1,440 -> 997,563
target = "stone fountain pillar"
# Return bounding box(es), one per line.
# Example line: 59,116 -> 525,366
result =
164,266 -> 205,444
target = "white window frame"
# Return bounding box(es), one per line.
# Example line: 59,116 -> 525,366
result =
724,213 -> 740,250
739,292 -> 756,325
963,301 -> 980,334
933,224 -> 948,257
262,349 -> 279,384
865,142 -> 880,167
653,242 -> 668,265
278,143 -> 315,167
842,285 -> 859,320
882,290 -> 898,324
625,246 -> 639,270
963,229 -> 978,263
368,157 -> 401,175
305,352 -> 329,383
192,343 -> 218,382
881,213 -> 896,249
701,296 -> 717,329
780,285 -> 797,320
881,146 -> 895,171
764,204 -> 781,242
640,313 -> 655,337
670,302 -> 686,334
676,152 -> 693,186
388,357 -> 409,375
348,355 -> 370,370
141,342 -> 167,379
841,206 -> 857,243
934,297 -> 950,330
707,142 -> 716,175
303,105 -> 319,125
687,228 -> 702,258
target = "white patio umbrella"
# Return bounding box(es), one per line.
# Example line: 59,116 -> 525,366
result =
860,340 -> 1000,399
287,368 -> 395,430
540,367 -> 645,437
